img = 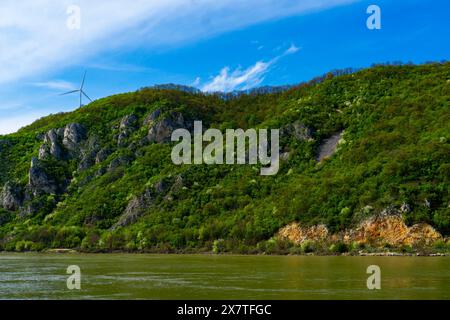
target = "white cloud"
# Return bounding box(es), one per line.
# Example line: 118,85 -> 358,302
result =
87,63 -> 155,73
30,80 -> 77,91
286,43 -> 300,54
191,77 -> 201,87
201,45 -> 299,92
202,62 -> 269,92
0,0 -> 356,85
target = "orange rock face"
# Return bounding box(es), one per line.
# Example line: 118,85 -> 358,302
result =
277,215 -> 442,247
349,215 -> 442,246
277,223 -> 328,244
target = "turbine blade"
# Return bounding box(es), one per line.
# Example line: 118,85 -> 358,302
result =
81,90 -> 92,101
60,90 -> 79,96
81,71 -> 87,89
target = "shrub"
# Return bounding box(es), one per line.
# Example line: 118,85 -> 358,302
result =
212,239 -> 225,254
400,245 -> 414,253
15,240 -> 35,252
265,238 -> 277,254
301,240 -> 315,253
288,246 -> 303,255
329,242 -> 348,254
349,241 -> 364,251
80,231 -> 100,250
432,240 -> 447,250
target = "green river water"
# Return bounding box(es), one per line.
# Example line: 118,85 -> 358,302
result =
0,253 -> 448,299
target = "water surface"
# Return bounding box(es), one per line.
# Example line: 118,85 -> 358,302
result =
0,253 -> 448,299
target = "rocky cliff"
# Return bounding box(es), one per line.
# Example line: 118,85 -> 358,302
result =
277,213 -> 444,249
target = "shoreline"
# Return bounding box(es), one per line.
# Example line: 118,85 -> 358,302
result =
1,249 -> 448,257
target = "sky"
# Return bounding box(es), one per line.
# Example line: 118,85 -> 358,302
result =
0,0 -> 449,134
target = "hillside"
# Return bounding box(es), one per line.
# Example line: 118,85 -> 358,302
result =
0,62 -> 449,254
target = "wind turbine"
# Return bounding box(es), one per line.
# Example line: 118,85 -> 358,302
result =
60,71 -> 92,107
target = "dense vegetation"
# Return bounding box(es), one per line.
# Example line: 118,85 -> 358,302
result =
0,62 -> 449,253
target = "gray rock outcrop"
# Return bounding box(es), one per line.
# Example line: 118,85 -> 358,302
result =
38,123 -> 87,160
281,121 -> 314,142
107,154 -> 134,172
0,181 -> 23,211
120,114 -> 138,130
147,112 -> 187,143
95,147 -> 112,164
118,114 -> 138,147
39,129 -> 64,160
316,130 -> 343,162
78,136 -> 101,170
63,123 -> 86,152
28,157 -> 58,196
112,178 -> 171,228
143,108 -> 162,126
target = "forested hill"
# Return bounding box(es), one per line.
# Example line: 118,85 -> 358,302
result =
0,62 -> 449,253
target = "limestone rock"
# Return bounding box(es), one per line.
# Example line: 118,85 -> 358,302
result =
0,181 -> 23,211
28,157 -> 58,196
107,155 -> 134,172
38,129 -> 63,160
78,150 -> 97,170
95,147 -> 112,164
112,178 -> 172,228
171,175 -> 184,192
120,114 -> 138,130
280,152 -> 291,161
282,121 -> 314,142
147,112 -> 186,143
113,189 -> 153,228
154,179 -> 170,194
78,136 -> 101,170
39,123 -> 87,160
143,108 -> 162,126
63,123 -> 86,152
316,130 -> 344,162
400,202 -> 411,213
118,114 -> 138,147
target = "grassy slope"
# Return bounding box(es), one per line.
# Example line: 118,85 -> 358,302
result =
0,62 -> 449,252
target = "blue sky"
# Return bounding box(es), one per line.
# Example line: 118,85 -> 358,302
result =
0,0 -> 449,134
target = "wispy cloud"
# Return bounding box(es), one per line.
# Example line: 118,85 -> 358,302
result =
30,80 -> 77,91
191,77 -> 201,87
87,63 -> 155,73
201,62 -> 270,92
201,45 -> 300,92
285,43 -> 300,54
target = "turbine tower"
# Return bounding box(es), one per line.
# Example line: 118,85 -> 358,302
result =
60,71 -> 92,107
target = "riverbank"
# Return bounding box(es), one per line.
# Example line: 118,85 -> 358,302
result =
2,214 -> 448,256
2,247 -> 449,256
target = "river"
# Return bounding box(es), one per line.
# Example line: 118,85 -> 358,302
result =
0,253 -> 448,299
